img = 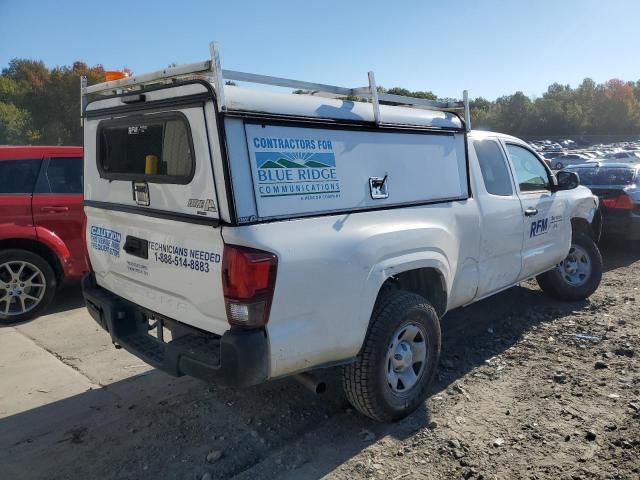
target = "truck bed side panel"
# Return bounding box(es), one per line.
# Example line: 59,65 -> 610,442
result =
222,199 -> 480,378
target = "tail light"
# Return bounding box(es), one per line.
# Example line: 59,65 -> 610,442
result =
601,194 -> 634,210
222,244 -> 277,329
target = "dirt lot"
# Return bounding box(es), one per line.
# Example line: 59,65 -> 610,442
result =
0,241 -> 639,480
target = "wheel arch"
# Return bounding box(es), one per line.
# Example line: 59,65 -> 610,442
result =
357,254 -> 450,356
376,268 -> 448,318
571,214 -> 601,243
568,193 -> 601,242
0,238 -> 64,283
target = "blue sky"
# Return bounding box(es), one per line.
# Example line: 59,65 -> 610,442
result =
1,0 -> 639,100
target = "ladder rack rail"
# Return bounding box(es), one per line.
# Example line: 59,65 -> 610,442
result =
81,42 -> 471,130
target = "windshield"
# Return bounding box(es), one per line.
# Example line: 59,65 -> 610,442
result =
570,167 -> 636,186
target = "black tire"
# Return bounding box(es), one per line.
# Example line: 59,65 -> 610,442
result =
0,249 -> 57,324
536,233 -> 602,301
555,161 -> 563,170
342,291 -> 441,422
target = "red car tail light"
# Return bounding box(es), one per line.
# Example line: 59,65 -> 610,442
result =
222,244 -> 277,329
601,194 -> 634,210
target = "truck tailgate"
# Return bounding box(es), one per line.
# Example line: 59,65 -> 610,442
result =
86,207 -> 228,334
83,86 -> 229,334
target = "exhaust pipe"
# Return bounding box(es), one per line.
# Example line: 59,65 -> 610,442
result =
294,372 -> 326,394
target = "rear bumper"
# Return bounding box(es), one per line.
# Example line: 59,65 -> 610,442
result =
601,209 -> 640,240
81,273 -> 268,387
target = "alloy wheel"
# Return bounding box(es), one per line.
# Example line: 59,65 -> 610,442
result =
0,261 -> 47,316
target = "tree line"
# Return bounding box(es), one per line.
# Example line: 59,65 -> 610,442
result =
353,80 -> 640,138
0,59 -> 106,145
1,58 -> 639,145
470,79 -> 640,138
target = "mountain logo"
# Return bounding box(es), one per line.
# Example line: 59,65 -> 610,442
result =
253,150 -> 341,199
256,152 -> 336,169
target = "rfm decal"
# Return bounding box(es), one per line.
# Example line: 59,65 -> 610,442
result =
530,218 -> 549,237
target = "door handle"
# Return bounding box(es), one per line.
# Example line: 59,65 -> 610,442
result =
40,206 -> 69,213
524,207 -> 538,217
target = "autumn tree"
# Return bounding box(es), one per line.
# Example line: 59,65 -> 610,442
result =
0,59 -> 105,145
1,57 -> 639,144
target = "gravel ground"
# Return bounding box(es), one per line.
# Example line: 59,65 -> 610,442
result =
1,240 -> 639,480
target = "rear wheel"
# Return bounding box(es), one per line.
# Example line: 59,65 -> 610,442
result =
342,291 -> 441,422
554,161 -> 564,170
536,233 -> 602,301
0,249 -> 57,324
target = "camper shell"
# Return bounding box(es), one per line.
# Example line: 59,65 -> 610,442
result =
81,43 -> 601,422
81,47 -> 471,228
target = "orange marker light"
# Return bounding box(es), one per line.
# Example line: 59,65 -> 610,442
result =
105,71 -> 129,81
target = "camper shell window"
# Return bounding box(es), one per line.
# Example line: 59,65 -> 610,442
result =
97,112 -> 195,184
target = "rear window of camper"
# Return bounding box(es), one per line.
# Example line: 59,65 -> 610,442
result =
97,113 -> 194,184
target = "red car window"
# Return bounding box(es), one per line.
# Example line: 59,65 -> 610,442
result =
34,158 -> 83,194
0,159 -> 42,194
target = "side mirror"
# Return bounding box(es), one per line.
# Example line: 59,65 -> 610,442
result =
555,170 -> 580,191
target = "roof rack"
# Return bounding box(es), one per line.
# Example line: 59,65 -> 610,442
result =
81,42 -> 470,130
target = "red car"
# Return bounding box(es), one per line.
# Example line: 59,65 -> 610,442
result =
0,146 -> 87,323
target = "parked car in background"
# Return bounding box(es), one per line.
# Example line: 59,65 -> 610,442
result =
565,162 -> 640,240
579,151 -> 602,159
602,151 -> 640,162
543,151 -> 566,161
0,146 -> 87,323
550,153 -> 594,170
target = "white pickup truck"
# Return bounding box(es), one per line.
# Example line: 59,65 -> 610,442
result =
80,47 -> 602,422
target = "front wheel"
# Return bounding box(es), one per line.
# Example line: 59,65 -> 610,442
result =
342,291 -> 441,422
536,233 -> 603,301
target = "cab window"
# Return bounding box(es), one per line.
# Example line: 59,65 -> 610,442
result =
474,139 -> 513,196
97,112 -> 194,184
506,144 -> 550,192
